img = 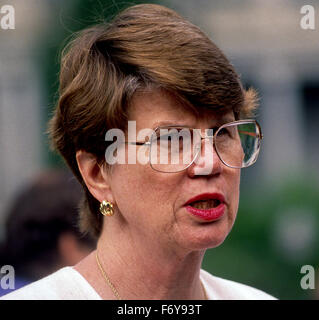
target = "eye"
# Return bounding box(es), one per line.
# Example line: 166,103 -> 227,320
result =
157,128 -> 187,140
218,127 -> 229,135
159,132 -> 178,141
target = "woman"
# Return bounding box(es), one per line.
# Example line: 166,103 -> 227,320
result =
2,4 -> 275,300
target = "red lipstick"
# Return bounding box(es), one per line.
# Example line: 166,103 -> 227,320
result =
185,193 -> 226,221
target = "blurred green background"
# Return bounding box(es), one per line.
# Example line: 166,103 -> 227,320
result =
1,0 -> 319,299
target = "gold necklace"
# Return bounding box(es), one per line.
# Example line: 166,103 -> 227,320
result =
95,251 -> 122,300
96,251 -> 208,300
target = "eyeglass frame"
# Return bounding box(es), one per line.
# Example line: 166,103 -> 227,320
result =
126,119 -> 263,173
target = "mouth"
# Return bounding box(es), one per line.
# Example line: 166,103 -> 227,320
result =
185,193 -> 226,221
188,199 -> 221,209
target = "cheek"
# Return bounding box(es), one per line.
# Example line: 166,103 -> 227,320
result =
228,170 -> 241,216
110,164 -> 180,222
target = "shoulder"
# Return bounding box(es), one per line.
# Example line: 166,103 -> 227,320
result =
200,269 -> 277,300
0,267 -> 101,300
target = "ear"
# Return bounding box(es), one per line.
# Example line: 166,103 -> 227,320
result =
76,150 -> 114,203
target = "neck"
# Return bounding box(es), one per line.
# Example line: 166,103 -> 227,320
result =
76,223 -> 207,300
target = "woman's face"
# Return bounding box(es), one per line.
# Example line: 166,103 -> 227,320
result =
107,89 -> 241,252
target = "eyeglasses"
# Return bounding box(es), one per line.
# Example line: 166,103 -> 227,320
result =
128,119 -> 263,173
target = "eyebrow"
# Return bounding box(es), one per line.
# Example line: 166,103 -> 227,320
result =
212,117 -> 236,127
151,120 -> 189,129
151,117 -> 235,130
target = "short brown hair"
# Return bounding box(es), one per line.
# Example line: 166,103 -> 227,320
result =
48,4 -> 258,239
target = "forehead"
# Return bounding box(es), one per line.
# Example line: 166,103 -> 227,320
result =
128,89 -> 235,130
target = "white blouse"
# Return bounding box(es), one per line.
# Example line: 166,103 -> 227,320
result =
0,267 -> 276,300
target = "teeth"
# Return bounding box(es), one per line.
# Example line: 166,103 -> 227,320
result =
191,199 -> 220,209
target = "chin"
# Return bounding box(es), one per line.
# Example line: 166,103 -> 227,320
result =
174,210 -> 236,252
180,224 -> 231,251
194,235 -> 228,251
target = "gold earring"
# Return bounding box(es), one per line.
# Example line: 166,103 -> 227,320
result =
99,200 -> 114,216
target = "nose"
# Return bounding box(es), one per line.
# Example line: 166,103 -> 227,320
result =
187,137 -> 223,178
